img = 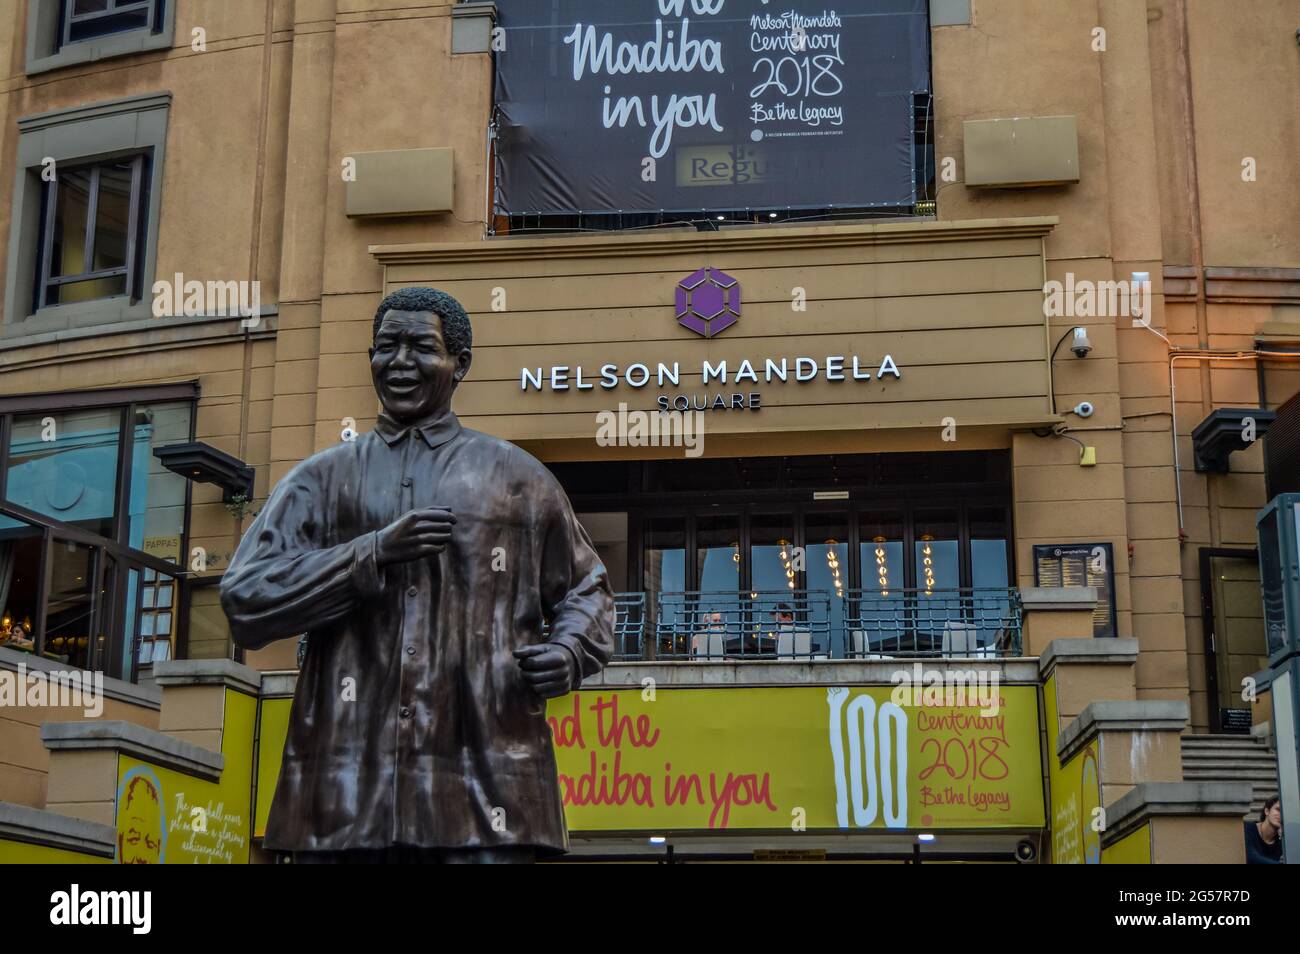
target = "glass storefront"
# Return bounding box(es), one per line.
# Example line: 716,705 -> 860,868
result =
548,451 -> 1015,660
0,387 -> 195,681
7,408 -> 123,539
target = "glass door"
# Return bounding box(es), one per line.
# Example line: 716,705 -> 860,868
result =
643,514 -> 686,657
695,513 -> 741,658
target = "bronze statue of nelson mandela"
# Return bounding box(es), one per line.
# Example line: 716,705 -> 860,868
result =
220,287 -> 614,864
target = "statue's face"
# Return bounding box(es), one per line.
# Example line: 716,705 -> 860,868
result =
369,310 -> 471,422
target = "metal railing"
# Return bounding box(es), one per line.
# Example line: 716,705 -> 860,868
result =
643,590 -> 835,661
610,591 -> 646,661
596,587 -> 1022,661
843,587 -> 1022,658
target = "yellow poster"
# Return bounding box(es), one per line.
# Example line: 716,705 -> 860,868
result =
546,685 -> 1043,831
1044,674 -> 1102,864
115,689 -> 256,863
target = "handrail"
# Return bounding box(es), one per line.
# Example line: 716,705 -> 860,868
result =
606,587 -> 1023,661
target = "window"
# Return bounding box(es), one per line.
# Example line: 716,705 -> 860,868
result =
7,407 -> 123,539
5,93 -> 169,332
60,0 -> 163,47
132,567 -> 176,665
35,156 -> 147,311
0,384 -> 196,681
26,1 -> 174,75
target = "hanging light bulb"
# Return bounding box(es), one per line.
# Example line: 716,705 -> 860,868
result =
873,536 -> 890,597
824,539 -> 843,597
921,534 -> 935,595
779,538 -> 796,590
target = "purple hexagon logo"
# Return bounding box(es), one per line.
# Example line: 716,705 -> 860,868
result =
675,267 -> 740,338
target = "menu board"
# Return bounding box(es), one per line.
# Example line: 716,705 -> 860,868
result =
1032,543 -> 1116,638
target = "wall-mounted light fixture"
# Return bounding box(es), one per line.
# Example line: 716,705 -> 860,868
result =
1190,408 -> 1277,473
153,442 -> 255,503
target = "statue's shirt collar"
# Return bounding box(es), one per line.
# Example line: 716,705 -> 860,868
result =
374,409 -> 463,448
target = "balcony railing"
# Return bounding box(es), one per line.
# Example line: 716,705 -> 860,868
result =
602,588 -> 1022,661
646,590 -> 835,662
843,588 -> 1022,659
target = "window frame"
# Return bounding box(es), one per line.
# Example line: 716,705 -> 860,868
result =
4,92 -> 170,337
26,0 -> 175,76
0,382 -> 198,682
35,153 -> 147,312
60,0 -> 161,49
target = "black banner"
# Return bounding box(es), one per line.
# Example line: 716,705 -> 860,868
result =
494,0 -> 930,215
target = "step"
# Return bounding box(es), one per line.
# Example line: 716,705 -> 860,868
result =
1181,737 -> 1272,750
1182,760 -> 1277,772
1182,756 -> 1277,769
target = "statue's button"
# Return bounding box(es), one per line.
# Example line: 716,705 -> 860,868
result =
407,586 -> 418,597
406,646 -> 416,656
401,477 -> 413,487
400,707 -> 411,718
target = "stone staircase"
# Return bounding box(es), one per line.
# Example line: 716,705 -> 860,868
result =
1181,734 -> 1279,818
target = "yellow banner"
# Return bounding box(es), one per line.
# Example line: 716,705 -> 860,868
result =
547,685 -> 1044,831
1044,674 -> 1102,864
115,689 -> 256,864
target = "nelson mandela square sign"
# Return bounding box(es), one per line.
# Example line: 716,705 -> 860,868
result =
493,1 -> 931,215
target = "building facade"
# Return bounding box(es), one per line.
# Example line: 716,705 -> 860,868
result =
1,0 -> 1298,863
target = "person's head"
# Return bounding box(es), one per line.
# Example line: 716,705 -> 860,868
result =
117,774 -> 163,864
775,603 -> 794,623
1261,795 -> 1282,829
369,287 -> 473,423
707,611 -> 724,627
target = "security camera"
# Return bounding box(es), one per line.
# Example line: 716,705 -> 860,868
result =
1073,401 -> 1095,418
1015,839 -> 1038,864
1070,326 -> 1092,358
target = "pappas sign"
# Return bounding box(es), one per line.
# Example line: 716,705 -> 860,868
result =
494,0 -> 931,215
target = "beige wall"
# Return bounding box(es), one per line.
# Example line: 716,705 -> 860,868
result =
378,219 -> 1058,447
0,694 -> 158,810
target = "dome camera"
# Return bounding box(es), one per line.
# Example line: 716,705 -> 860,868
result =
1070,326 -> 1092,358
1015,839 -> 1038,863
1073,401 -> 1095,418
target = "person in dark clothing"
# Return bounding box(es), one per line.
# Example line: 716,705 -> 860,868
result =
1244,795 -> 1283,863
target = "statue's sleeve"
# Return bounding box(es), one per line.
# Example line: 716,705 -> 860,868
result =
219,461 -> 385,650
538,475 -> 615,677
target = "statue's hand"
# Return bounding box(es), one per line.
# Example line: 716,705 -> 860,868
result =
375,508 -> 456,567
513,644 -> 578,699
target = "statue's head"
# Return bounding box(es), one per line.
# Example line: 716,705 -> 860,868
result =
369,287 -> 473,423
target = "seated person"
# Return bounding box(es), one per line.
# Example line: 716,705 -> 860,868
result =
691,611 -> 727,658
